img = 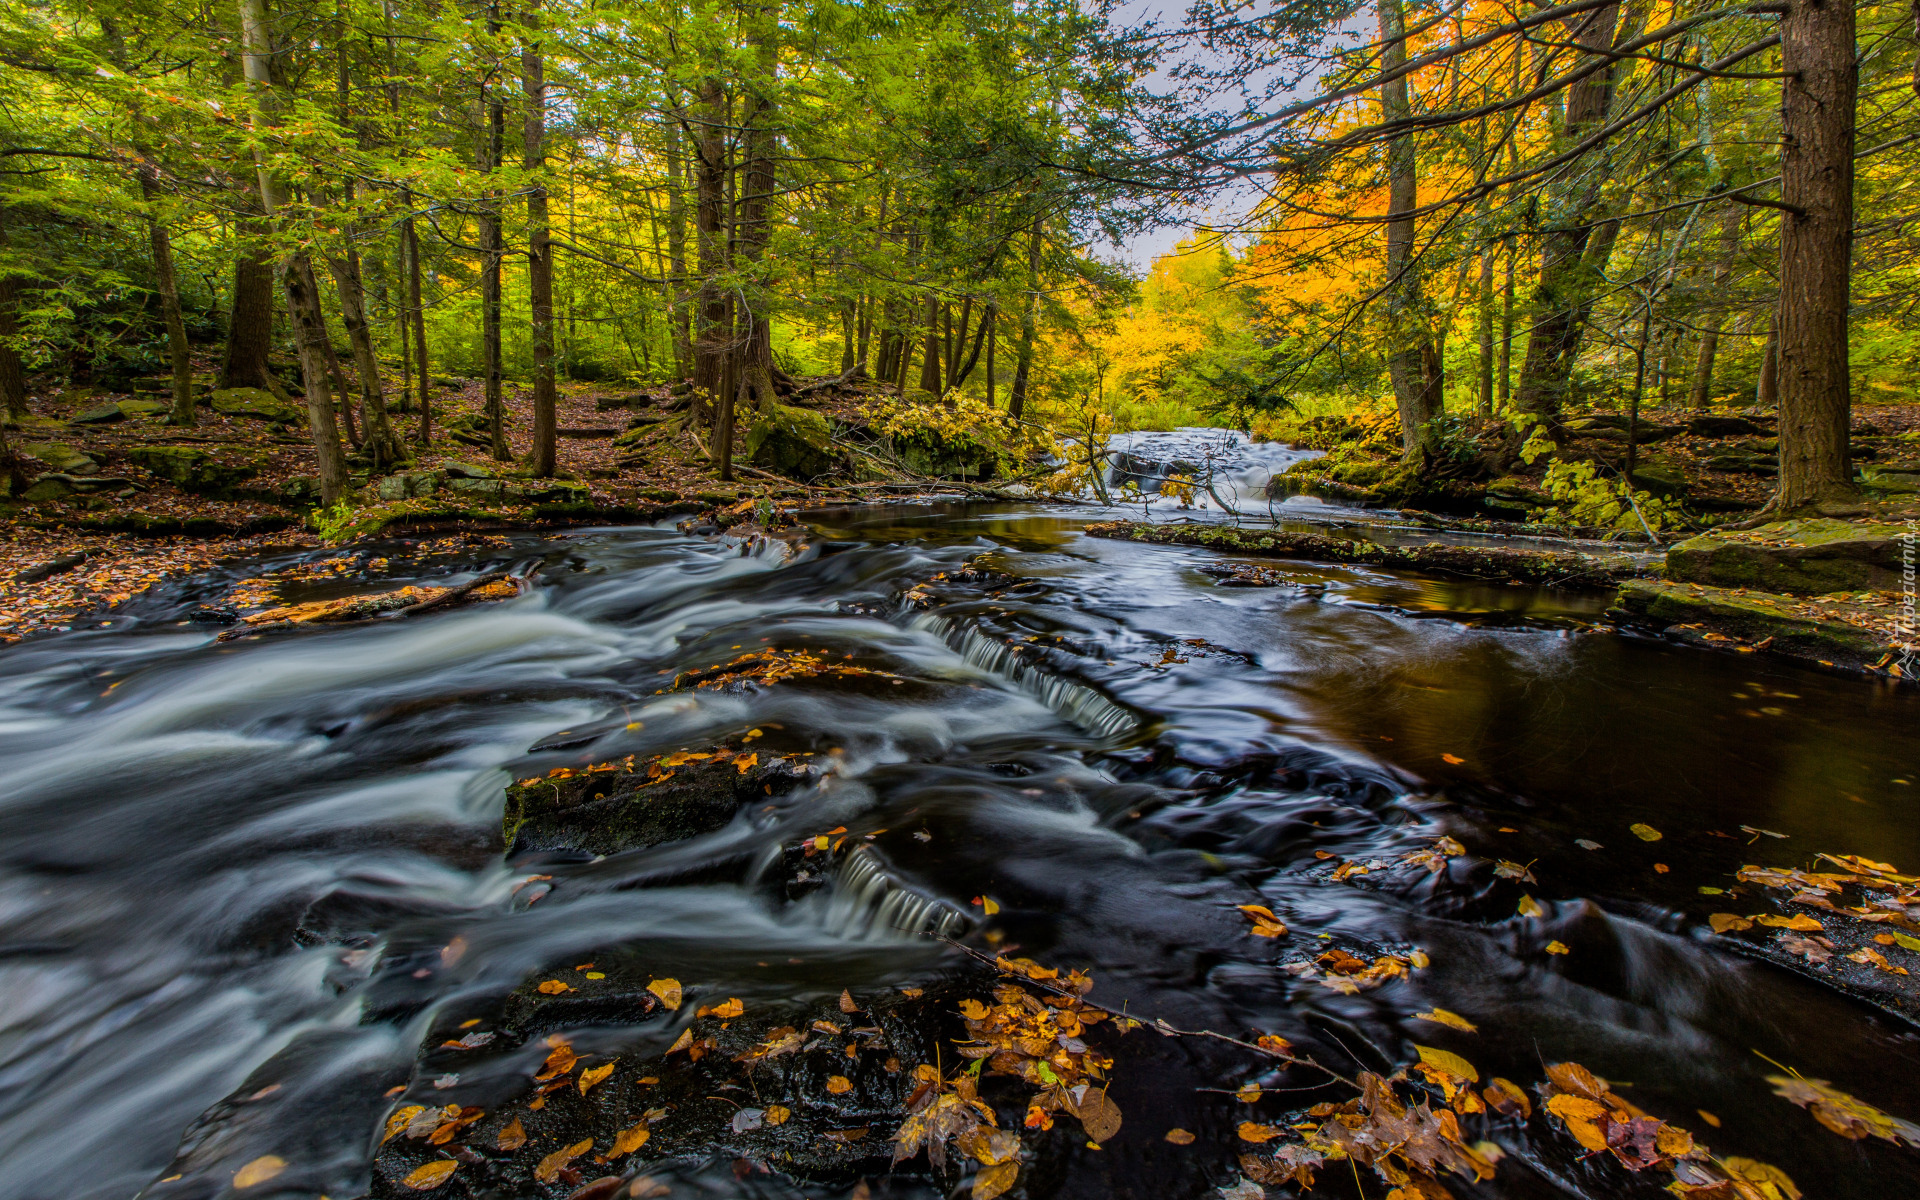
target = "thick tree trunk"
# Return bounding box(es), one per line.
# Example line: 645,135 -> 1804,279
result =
219,239 -> 280,395
918,295 -> 942,394
663,112 -> 693,384
1511,2 -> 1624,430
136,173 -> 196,427
1498,236 -> 1515,409
1774,0 -> 1860,510
522,3 -> 557,478
479,3 -> 509,460
1009,222 -> 1042,420
731,3 -> 781,451
402,214 -> 431,443
237,0 -> 347,505
1475,247 -> 1495,416
1379,0 -> 1444,458
326,242 -> 402,469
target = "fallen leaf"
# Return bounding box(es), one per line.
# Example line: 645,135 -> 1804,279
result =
827,1075 -> 853,1094
698,998 -> 744,1019
384,1105 -> 426,1144
1413,1009 -> 1477,1033
1441,753 -> 1465,764
1630,824 -> 1663,842
401,1161 -> 458,1190
840,989 -> 858,1013
1720,1157 -> 1802,1200
1517,895 -> 1543,918
1414,1044 -> 1479,1083
1710,913 -> 1754,933
537,979 -> 572,994
1575,839 -> 1602,850
1755,913 -> 1823,931
647,979 -> 682,1010
535,1139 -> 593,1183
1254,1033 -> 1292,1055
666,1028 -> 694,1054
1778,933 -> 1833,963
1697,1109 -> 1721,1128
975,896 -> 1001,915
765,1105 -> 791,1126
1741,825 -> 1789,840
1236,1082 -> 1262,1103
579,1062 -> 616,1094
609,1122 -> 650,1158
972,1160 -> 1019,1200
1544,941 -> 1570,955
1493,860 -> 1536,884
233,1155 -> 287,1188
497,1118 -> 526,1150
441,937 -> 467,966
1165,1128 -> 1196,1144
1237,1121 -> 1281,1143
1075,1088 -> 1123,1142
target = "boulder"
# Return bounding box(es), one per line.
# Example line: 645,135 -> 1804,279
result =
1686,415 -> 1764,437
128,445 -> 260,495
444,476 -> 505,501
1862,462 -> 1920,496
1484,474 -> 1551,509
21,475 -> 76,502
1611,578 -> 1887,668
595,391 -> 653,410
279,476 -> 322,505
211,387 -> 302,424
71,401 -> 127,425
1627,459 -> 1688,500
118,399 -> 170,418
20,443 -> 97,475
442,459 -> 495,479
375,471 -> 444,501
1665,518 -> 1909,594
745,402 -> 837,480
1703,452 -> 1777,475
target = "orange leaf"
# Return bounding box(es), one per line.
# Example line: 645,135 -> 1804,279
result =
609,1122 -> 650,1158
536,979 -> 572,994
401,1160 -> 458,1190
647,978 -> 683,1010
534,1139 -> 592,1183
496,1118 -> 526,1151
578,1062 -> 616,1094
233,1156 -> 287,1188
827,1075 -> 853,1095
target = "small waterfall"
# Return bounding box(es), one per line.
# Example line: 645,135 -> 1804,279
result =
1102,427 -> 1323,511
823,847 -> 969,940
910,614 -> 1138,740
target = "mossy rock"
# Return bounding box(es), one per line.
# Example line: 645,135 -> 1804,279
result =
1610,578 -> 1887,668
21,476 -> 76,502
20,443 -> 97,475
745,403 -> 837,480
1627,459 -> 1688,500
118,399 -> 170,418
127,445 -> 260,495
211,387 -> 303,424
442,460 -> 495,479
1665,519 -> 1908,594
504,754 -> 816,856
376,471 -> 444,502
71,401 -> 128,425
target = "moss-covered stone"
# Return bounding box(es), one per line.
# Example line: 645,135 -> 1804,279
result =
376,470 -> 444,501
1665,518 -> 1908,594
211,387 -> 302,424
20,443 -> 97,475
1609,578 -> 1888,669
118,399 -> 170,418
1628,459 -> 1687,500
745,403 -> 837,480
127,445 -> 260,495
71,401 -> 127,424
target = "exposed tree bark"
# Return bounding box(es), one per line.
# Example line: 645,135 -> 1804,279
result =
691,77 -> 728,427
1774,0 -> 1860,510
948,300 -> 992,389
237,0 -> 348,505
522,0 -> 557,478
1009,220 -> 1042,421
1499,236 -> 1515,409
403,214 -> 430,442
219,238 -> 280,396
731,2 -> 781,449
327,243 -> 401,469
918,294 -> 942,394
1379,0 -> 1445,458
986,311 -> 996,408
1511,1 -> 1624,431
1758,316 -> 1779,408
1689,204 -> 1742,407
0,272 -> 26,421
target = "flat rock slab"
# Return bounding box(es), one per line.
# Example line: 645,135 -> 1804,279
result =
1610,578 -> 1898,674
1665,518 -> 1909,594
1086,521 -> 1650,587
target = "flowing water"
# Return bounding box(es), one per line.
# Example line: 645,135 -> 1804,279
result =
2,501 -> 1918,1200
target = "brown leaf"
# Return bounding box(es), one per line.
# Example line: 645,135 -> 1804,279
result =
496,1118 -> 527,1151
1237,1121 -> 1281,1143
827,1075 -> 853,1095
840,989 -> 858,1013
535,1138 -> 593,1183
1755,913 -> 1823,931
579,1062 -> 616,1094
972,1160 -> 1019,1200
1076,1089 -> 1123,1143
1709,913 -> 1753,933
609,1121 -> 650,1158
1413,1009 -> 1477,1033
1164,1128 -> 1196,1145
401,1161 -> 458,1191
1769,1075 -> 1920,1146
233,1155 -> 287,1189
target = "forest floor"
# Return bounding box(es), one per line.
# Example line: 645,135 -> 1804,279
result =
5,360 -> 1919,660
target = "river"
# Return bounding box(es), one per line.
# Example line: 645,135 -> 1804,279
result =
1,501 -> 1916,1200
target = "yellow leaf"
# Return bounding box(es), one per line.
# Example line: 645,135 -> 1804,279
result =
765,1105 -> 791,1126
1709,913 -> 1754,933
536,979 -> 572,994
699,997 -> 744,1019
1629,824 -> 1663,841
1756,913 -> 1823,931
1722,1158 -> 1802,1200
1517,895 -> 1543,918
1165,1128 -> 1196,1144
233,1156 -> 287,1188
384,1105 -> 426,1144
958,999 -> 989,1020
534,1139 -> 592,1183
827,1075 -> 853,1094
401,1160 -> 458,1190
496,1118 -> 526,1151
979,897 -> 1000,915
1546,1094 -> 1610,1152
609,1122 -> 650,1158
1414,1045 -> 1479,1083
666,1027 -> 694,1054
1441,753 -> 1465,764
1237,1122 -> 1281,1143
578,1062 -> 616,1094
1413,1009 -> 1477,1033
1545,941 -> 1570,955
1894,931 -> 1920,952
1407,949 -> 1430,968
972,1160 -> 1019,1200
647,978 -> 683,1010
1236,1083 -> 1262,1103
735,752 -> 758,774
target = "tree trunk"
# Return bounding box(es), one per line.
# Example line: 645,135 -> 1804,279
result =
327,244 -> 401,470
135,173 -> 196,427
986,312 -> 996,407
0,273 -> 26,420
1498,236 -> 1516,409
403,214 -> 431,443
1475,246 -> 1495,416
1774,0 -> 1859,510
237,0 -> 348,505
219,238 -> 280,395
1511,2 -> 1624,430
1009,221 -> 1042,420
918,295 -> 942,394
1758,317 -> 1779,408
1689,204 -> 1742,407
692,78 -> 728,427
663,110 -> 693,384
1378,0 -> 1443,458
522,1 -> 557,478
731,3 -> 780,441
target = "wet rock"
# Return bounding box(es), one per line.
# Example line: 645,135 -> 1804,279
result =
745,403 -> 837,480
1665,519 -> 1908,594
128,445 -> 259,495
280,475 -> 321,504
444,460 -> 496,479
504,753 -> 820,857
1702,452 -> 1776,475
1609,578 -> 1889,670
211,387 -> 303,424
